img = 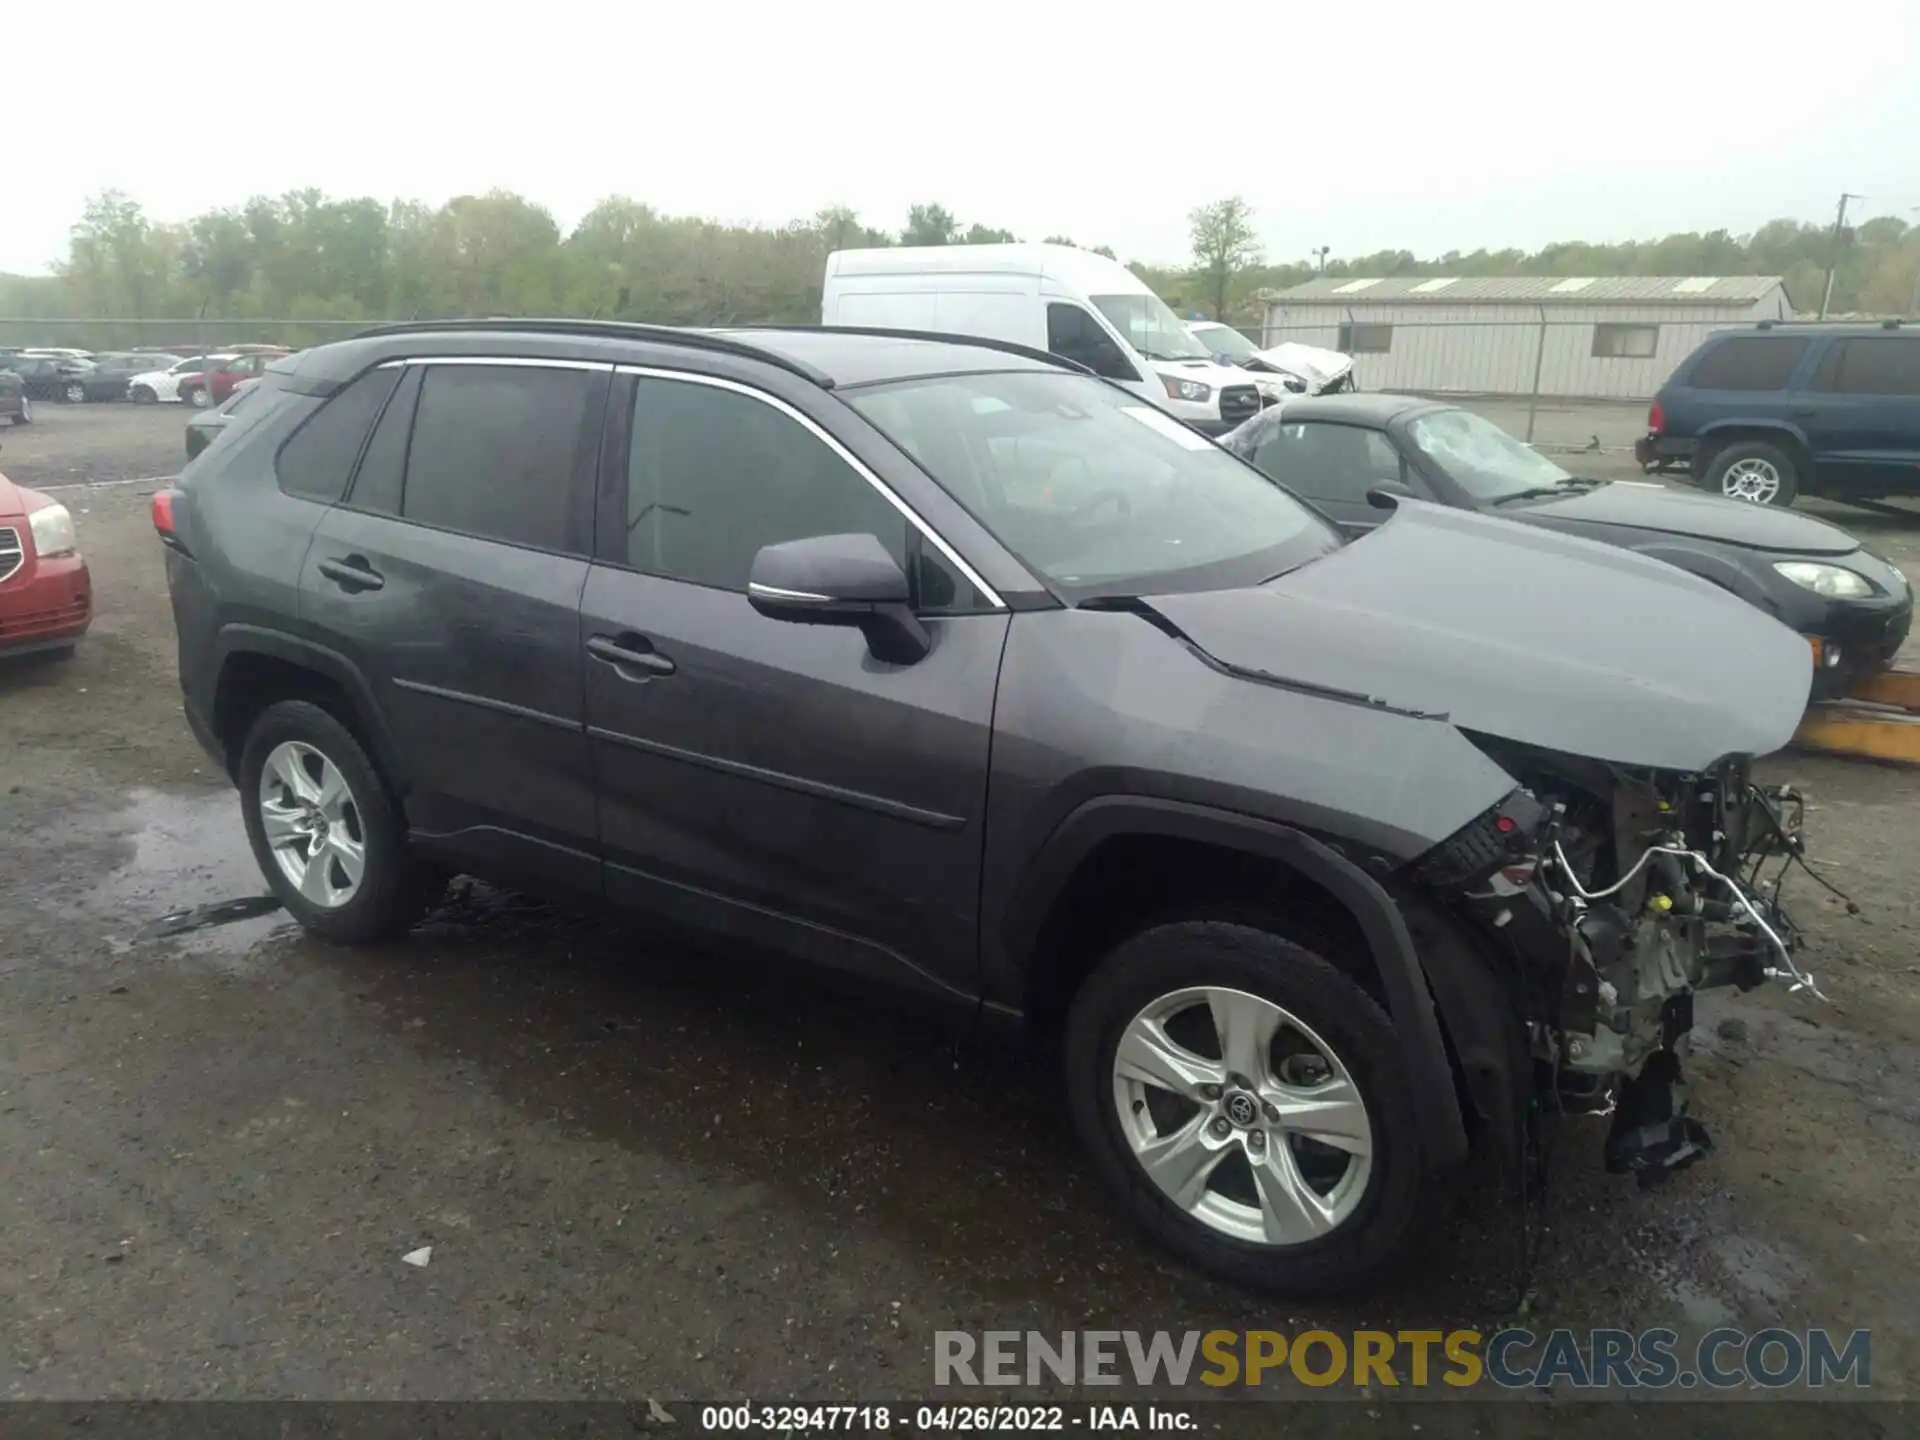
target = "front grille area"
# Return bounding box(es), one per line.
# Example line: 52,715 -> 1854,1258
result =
1219,385 -> 1260,425
0,527 -> 22,584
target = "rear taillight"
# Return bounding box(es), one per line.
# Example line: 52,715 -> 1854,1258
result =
1647,397 -> 1665,434
151,488 -> 189,555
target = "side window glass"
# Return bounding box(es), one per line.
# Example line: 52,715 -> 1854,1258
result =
344,366 -> 420,516
400,364 -> 596,552
1046,303 -> 1137,382
626,377 -> 909,593
1808,342 -> 1847,392
1255,422 -> 1401,503
275,366 -> 399,503
1823,337 -> 1920,396
1687,337 -> 1808,391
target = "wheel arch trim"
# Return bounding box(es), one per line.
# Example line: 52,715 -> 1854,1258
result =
1000,795 -> 1468,1168
213,624 -> 407,792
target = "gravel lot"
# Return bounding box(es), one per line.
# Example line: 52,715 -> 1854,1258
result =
1,405 -> 1918,1430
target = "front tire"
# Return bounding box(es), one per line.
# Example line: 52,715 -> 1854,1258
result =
1704,440 -> 1800,506
62,380 -> 87,405
1065,921 -> 1430,1296
184,385 -> 210,409
238,700 -> 433,943
11,397 -> 30,425
130,385 -> 155,405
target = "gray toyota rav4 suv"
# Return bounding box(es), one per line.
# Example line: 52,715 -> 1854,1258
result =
159,320 -> 1819,1295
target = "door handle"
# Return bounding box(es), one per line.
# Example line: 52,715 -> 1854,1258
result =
317,555 -> 384,591
587,633 -> 676,677
1791,406 -> 1818,418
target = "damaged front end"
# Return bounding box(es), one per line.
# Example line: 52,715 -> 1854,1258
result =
1411,744 -> 1815,1188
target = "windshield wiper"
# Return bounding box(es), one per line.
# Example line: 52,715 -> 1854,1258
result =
1490,486 -> 1573,506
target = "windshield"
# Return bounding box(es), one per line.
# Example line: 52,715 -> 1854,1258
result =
1404,408 -> 1575,501
1090,293 -> 1213,362
846,370 -> 1340,599
1193,324 -> 1259,362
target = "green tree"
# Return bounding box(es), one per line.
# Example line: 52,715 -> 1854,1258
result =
1187,196 -> 1263,320
901,203 -> 959,247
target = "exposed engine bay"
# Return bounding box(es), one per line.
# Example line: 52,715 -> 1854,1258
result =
1415,742 -> 1822,1188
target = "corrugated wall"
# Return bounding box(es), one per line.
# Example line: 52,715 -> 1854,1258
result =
1261,300 -> 1771,399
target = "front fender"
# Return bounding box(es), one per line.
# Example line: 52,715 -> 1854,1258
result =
996,795 -> 1469,1170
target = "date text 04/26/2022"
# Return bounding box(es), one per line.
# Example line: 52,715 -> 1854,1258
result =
697,1404 -> 1194,1432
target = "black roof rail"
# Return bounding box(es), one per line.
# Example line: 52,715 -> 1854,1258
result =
350,317 -> 838,388
1756,318 -> 1909,331
735,324 -> 1094,376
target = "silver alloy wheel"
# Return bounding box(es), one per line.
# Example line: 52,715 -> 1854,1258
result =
64,381 -> 86,404
1112,986 -> 1373,1246
259,740 -> 367,908
1721,456 -> 1781,504
188,386 -> 210,408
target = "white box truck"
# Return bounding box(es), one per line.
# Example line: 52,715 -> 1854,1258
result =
820,244 -> 1263,435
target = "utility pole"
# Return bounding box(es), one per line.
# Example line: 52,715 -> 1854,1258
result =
1818,192 -> 1864,320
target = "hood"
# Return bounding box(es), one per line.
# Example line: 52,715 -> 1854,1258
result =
0,470 -> 51,519
1528,480 -> 1859,556
1142,501 -> 1813,772
1255,342 -> 1354,390
1152,358 -> 1258,387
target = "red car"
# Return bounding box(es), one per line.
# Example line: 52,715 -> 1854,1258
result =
179,349 -> 288,408
0,468 -> 91,658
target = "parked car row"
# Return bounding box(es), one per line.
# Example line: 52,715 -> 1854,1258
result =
0,344 -> 291,407
153,308 -> 1856,1297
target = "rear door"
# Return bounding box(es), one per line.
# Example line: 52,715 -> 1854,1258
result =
1680,334 -> 1811,445
299,357 -> 609,893
1799,336 -> 1920,494
578,367 -> 1007,1008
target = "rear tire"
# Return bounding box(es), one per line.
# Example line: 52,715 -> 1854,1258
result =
184,385 -> 210,409
62,381 -> 87,405
1065,920 -> 1431,1296
237,700 -> 436,944
1704,440 -> 1800,506
130,385 -> 155,405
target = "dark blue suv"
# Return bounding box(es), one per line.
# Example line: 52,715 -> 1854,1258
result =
1638,323 -> 1920,507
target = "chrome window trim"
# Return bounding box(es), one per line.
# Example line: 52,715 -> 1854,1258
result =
614,364 -> 1006,610
377,356 -> 614,373
746,581 -> 834,604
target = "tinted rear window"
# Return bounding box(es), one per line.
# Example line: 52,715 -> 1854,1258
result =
1686,336 -> 1808,391
275,367 -> 400,503
1809,337 -> 1920,397
399,364 -> 597,553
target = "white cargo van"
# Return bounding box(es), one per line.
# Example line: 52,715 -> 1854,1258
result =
820,244 -> 1262,435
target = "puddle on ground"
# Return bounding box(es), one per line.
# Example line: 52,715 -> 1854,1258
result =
89,788 -> 294,962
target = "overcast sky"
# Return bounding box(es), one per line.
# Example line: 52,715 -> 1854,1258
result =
8,0 -> 1918,276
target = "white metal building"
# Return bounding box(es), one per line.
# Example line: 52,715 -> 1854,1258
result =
1259,276 -> 1793,400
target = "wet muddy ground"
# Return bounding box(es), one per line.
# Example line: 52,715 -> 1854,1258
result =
1,408 -> 1918,1432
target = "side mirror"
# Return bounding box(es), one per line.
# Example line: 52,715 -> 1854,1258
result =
747,532 -> 930,665
1283,376 -> 1308,394
1367,480 -> 1414,511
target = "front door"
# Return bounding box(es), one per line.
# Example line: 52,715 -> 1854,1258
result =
1245,417 -> 1413,534
580,369 -> 1007,1008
